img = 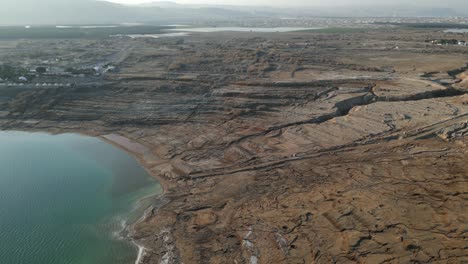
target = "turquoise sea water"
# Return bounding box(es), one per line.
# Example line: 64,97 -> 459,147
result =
0,132 -> 161,264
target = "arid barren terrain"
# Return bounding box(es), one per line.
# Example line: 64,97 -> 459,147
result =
1,26 -> 467,263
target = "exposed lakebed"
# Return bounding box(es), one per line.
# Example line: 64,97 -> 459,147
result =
0,132 -> 161,264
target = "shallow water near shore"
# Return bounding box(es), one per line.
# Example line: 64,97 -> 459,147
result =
0,132 -> 161,264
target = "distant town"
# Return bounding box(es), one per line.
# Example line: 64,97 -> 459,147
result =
428,39 -> 468,46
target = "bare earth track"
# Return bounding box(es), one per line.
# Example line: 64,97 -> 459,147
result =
0,28 -> 467,263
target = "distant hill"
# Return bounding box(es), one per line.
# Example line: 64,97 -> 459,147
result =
137,1 -> 466,17
0,0 -> 134,25
0,0 -> 466,26
0,0 -> 249,25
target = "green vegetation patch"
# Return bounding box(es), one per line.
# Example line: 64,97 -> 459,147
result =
0,64 -> 29,80
0,26 -> 171,39
296,28 -> 371,34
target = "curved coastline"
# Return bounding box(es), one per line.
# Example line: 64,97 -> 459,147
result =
0,129 -> 164,264
98,132 -> 171,264
85,131 -> 169,264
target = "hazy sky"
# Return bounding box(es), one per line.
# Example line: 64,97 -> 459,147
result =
105,0 -> 325,5
104,0 -> 315,5
103,0 -> 465,7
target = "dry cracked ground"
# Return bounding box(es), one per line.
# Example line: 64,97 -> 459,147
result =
0,28 -> 467,263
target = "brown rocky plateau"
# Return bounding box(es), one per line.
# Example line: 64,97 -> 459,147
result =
0,28 -> 467,263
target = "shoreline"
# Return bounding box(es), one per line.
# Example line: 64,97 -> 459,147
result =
129,205 -> 157,264
134,244 -> 146,264
99,133 -> 171,195
0,128 -> 169,264
0,128 -> 170,192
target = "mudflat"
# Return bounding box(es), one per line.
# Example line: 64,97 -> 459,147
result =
0,26 -> 467,263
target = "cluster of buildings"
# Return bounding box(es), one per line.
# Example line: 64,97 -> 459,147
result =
0,82 -> 71,87
428,39 -> 468,46
0,64 -> 117,85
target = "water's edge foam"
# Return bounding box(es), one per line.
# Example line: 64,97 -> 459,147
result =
134,244 -> 147,264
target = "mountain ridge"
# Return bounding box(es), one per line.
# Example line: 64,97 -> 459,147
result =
0,0 -> 466,26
